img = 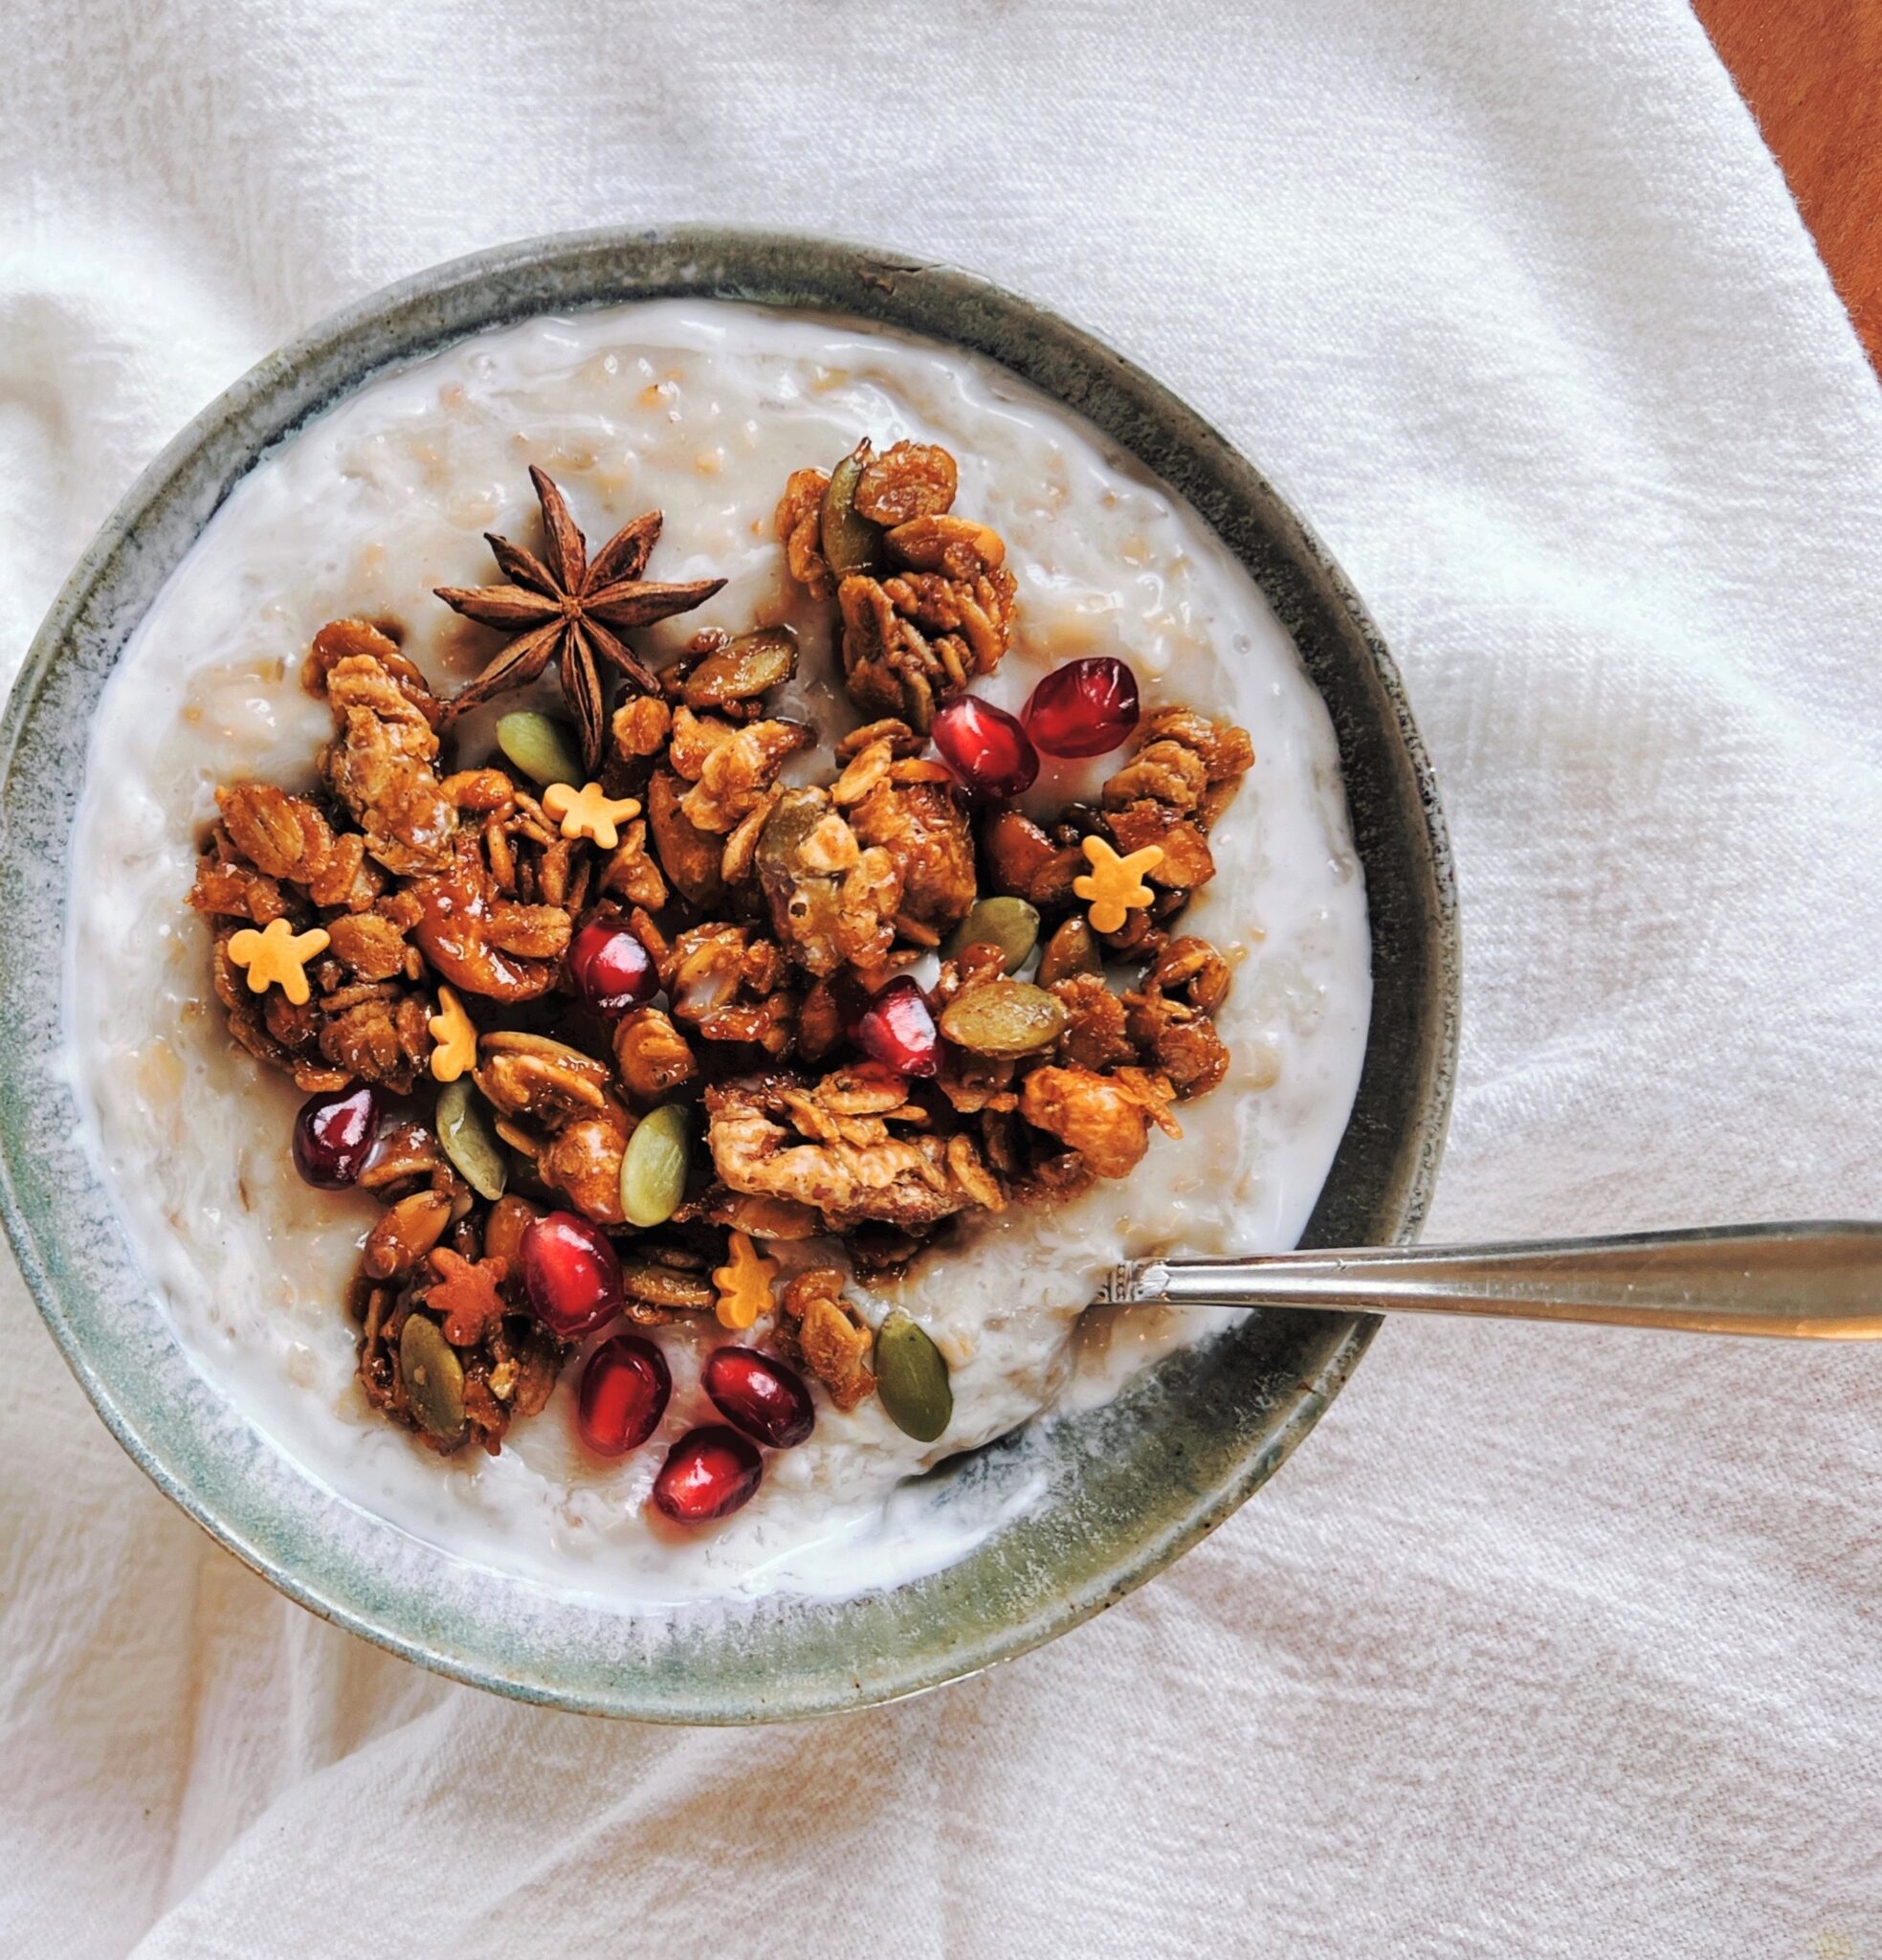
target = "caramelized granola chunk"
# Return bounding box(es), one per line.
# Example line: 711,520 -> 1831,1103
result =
754,789 -> 902,977
848,772 -> 976,941
779,1267 -> 876,1411
1103,708 -> 1252,828
612,1006 -> 699,1104
775,467 -> 833,600
1017,1065 -> 1180,1180
667,706 -> 813,835
852,441 -> 958,526
321,645 -> 455,875
706,1070 -> 999,1232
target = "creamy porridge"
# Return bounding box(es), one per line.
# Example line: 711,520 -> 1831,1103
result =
67,301 -> 1370,1606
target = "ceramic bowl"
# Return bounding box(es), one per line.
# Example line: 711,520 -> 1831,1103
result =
0,228 -> 1458,1720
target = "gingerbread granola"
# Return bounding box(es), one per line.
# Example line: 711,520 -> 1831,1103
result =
188,446 -> 1251,1475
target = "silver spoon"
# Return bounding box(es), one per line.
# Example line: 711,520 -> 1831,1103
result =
1098,1221 -> 1882,1339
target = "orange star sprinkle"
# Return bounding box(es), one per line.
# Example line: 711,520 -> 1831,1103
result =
428,985 -> 477,1082
225,917 -> 330,1006
425,1247 -> 511,1348
711,1229 -> 780,1331
1073,835 -> 1165,935
541,780 -> 642,850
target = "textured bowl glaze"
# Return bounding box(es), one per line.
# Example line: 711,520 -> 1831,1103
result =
0,229 -> 1458,1721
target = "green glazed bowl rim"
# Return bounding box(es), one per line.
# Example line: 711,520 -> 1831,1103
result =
0,227 -> 1458,1721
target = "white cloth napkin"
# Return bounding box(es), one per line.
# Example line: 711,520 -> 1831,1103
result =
5,1 -> 1880,1953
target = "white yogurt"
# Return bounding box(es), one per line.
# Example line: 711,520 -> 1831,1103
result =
66,301 -> 1370,1606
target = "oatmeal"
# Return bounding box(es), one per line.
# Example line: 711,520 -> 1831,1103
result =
68,301 -> 1370,1604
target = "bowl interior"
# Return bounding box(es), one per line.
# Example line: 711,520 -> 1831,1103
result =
0,228 -> 1457,1720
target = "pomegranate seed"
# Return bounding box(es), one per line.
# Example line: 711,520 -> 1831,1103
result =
653,1425 -> 764,1525
855,975 -> 938,1078
932,696 -> 1039,799
703,1348 -> 815,1448
520,1210 -> 623,1339
577,1334 -> 672,1456
1022,656 -> 1141,758
292,1083 -> 381,1189
567,920 -> 658,1017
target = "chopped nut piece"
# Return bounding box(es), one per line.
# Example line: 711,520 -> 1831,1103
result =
1145,935 -> 1233,1013
474,1031 -> 612,1125
410,833 -> 564,1004
1121,936 -> 1233,1098
483,1194 -> 542,1268
883,514 -> 1004,573
613,1007 -> 698,1104
981,809 -> 1085,908
1050,974 -> 1137,1072
537,1107 -> 632,1224
358,1120 -> 441,1193
304,619 -> 437,722
835,717 -> 926,763
1103,800 -> 1217,891
611,692 -> 673,760
664,923 -> 798,1056
1124,996 -> 1229,1099
646,764 -> 727,909
598,818 -> 670,909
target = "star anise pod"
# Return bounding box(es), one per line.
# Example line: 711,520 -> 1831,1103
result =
435,466 -> 725,771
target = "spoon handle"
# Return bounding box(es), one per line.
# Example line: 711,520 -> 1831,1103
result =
1102,1221 -> 1882,1339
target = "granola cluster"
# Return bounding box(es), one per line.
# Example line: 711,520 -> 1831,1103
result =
188,444 -> 1252,1460
778,439 -> 1018,730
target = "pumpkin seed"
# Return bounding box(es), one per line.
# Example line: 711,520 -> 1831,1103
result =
497,710 -> 585,788
620,1102 -> 691,1228
875,1312 -> 952,1442
1036,914 -> 1103,986
941,896 -> 1040,974
820,445 -> 886,580
436,1078 -> 507,1201
400,1312 -> 465,1437
680,626 -> 798,709
938,979 -> 1070,1058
